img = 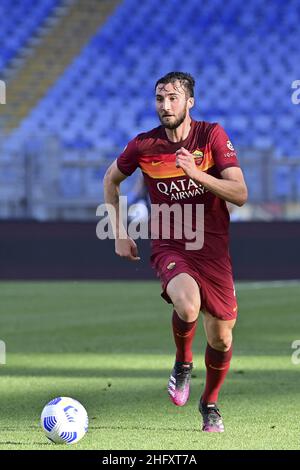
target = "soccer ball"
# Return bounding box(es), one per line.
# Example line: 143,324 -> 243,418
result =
41,397 -> 88,444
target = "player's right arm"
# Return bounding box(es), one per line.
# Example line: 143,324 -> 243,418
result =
104,160 -> 140,261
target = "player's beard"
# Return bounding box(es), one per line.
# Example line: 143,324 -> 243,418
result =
159,108 -> 187,130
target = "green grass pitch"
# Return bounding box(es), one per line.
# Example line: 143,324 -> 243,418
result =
0,280 -> 299,450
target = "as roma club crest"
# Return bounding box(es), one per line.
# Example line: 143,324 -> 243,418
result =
192,149 -> 204,166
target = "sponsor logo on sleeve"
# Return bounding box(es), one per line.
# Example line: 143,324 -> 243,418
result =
224,142 -> 236,158
224,151 -> 236,158
226,140 -> 235,151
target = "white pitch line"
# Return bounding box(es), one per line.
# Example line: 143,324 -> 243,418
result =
236,280 -> 300,290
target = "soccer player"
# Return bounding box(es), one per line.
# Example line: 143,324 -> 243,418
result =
104,72 -> 248,432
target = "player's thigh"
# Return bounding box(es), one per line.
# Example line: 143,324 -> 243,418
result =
166,273 -> 201,320
202,310 -> 236,351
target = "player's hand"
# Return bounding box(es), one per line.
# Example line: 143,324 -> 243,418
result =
175,147 -> 199,180
115,236 -> 140,262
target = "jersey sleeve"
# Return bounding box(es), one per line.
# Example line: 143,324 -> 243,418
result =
210,123 -> 240,172
116,138 -> 139,176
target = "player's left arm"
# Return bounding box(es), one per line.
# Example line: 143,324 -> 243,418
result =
176,148 -> 248,207
201,166 -> 247,207
176,123 -> 248,207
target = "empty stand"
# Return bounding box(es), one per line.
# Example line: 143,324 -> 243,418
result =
0,0 -> 300,217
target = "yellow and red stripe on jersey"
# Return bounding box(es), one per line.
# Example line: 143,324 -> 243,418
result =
139,148 -> 214,179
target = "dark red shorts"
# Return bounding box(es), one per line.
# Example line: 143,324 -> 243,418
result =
151,249 -> 238,321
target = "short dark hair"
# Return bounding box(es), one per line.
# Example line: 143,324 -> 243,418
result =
155,72 -> 195,98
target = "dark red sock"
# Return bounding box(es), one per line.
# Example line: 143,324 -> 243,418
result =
172,310 -> 198,363
202,343 -> 233,404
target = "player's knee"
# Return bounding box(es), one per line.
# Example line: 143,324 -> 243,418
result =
209,335 -> 232,352
176,299 -> 200,322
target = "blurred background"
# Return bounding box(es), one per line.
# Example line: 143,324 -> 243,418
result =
0,0 -> 300,279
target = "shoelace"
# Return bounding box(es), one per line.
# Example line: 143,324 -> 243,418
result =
174,366 -> 191,385
204,406 -> 222,424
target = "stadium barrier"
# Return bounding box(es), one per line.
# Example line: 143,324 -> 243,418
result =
0,221 -> 299,280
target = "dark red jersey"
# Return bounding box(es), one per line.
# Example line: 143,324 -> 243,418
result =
116,119 -> 239,259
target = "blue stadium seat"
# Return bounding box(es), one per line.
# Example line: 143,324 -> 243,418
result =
1,0 -> 300,204
0,0 -> 61,71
